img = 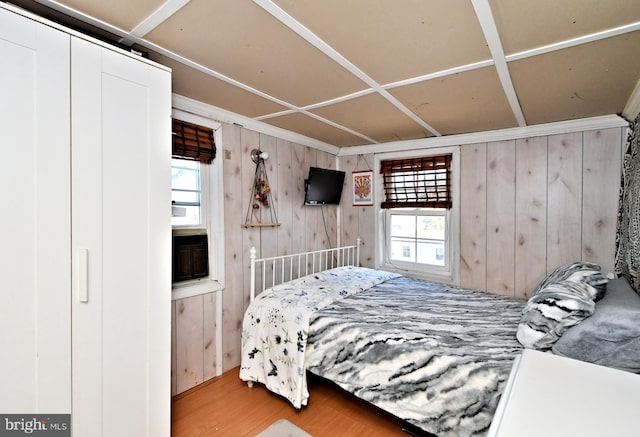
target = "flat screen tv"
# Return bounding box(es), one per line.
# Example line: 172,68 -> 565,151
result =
304,167 -> 346,205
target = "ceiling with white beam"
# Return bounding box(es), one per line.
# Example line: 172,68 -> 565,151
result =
8,0 -> 640,148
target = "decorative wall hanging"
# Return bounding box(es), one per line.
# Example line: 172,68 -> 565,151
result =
352,170 -> 373,205
242,149 -> 280,228
615,114 -> 640,293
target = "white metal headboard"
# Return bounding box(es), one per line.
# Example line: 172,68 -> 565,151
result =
249,238 -> 361,301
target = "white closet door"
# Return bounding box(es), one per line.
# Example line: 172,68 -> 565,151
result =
0,8 -> 71,413
71,37 -> 171,436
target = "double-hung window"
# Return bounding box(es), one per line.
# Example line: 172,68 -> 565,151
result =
388,208 -> 447,266
172,158 -> 202,227
376,148 -> 459,282
171,117 -> 223,297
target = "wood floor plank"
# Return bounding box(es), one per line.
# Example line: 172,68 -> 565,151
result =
172,367 -> 407,436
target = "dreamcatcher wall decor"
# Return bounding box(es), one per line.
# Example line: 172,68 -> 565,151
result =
242,148 -> 280,227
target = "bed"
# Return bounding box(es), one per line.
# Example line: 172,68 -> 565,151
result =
239,241 -> 639,436
240,241 -> 527,437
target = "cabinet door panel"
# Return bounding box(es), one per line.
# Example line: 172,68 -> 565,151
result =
71,38 -> 171,436
0,7 -> 70,413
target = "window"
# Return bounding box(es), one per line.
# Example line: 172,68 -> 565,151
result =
172,158 -> 202,227
387,208 -> 449,269
170,115 -> 223,299
171,158 -> 209,285
376,148 -> 459,283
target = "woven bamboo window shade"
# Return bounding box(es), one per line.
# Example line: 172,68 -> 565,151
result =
380,155 -> 452,209
172,119 -> 216,164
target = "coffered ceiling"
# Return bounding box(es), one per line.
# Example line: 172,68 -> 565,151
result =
8,0 -> 640,148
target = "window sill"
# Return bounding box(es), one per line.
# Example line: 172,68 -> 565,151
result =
172,279 -> 223,301
380,263 -> 455,285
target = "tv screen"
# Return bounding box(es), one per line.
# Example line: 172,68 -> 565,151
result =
304,167 -> 346,205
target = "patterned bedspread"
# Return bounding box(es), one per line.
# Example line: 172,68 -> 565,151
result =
306,276 -> 526,437
240,267 -> 526,437
239,266 -> 400,408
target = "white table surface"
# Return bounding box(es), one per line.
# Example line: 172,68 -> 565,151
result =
488,349 -> 640,437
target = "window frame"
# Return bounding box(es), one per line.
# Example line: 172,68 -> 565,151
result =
375,146 -> 460,284
171,116 -> 225,300
172,158 -> 204,228
385,207 -> 450,273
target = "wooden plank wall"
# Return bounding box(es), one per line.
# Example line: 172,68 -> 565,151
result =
546,133 -> 583,270
486,140 -> 516,295
460,128 -> 623,298
172,124 -> 338,395
171,293 -> 218,395
339,153 -> 376,267
514,137 -> 548,296
459,144 -> 487,290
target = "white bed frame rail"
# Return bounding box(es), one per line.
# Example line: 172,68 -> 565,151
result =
250,238 -> 361,301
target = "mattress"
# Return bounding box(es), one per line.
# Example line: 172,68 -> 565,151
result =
240,267 -> 526,437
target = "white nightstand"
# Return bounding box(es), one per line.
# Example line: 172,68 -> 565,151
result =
488,349 -> 640,437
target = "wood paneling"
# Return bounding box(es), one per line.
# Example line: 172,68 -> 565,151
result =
203,292 -> 218,381
291,143 -> 307,254
460,128 -> 622,297
459,127 -> 622,296
582,129 -> 622,272
305,147 -> 320,254
358,154 -> 376,267
173,291 -> 219,395
357,205 -> 376,266
221,123 -> 244,372
339,155 -> 359,255
486,140 -> 516,295
547,132 -> 583,271
460,143 -> 487,291
515,137 -> 548,298
175,295 -> 204,394
241,129 -> 261,309
276,138 -> 294,257
339,154 -> 376,267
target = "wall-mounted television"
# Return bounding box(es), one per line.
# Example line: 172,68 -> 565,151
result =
304,167 -> 346,205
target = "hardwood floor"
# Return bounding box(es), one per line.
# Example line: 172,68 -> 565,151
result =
172,366 -> 408,436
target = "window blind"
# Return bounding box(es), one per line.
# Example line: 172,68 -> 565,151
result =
172,119 -> 216,164
380,155 -> 452,209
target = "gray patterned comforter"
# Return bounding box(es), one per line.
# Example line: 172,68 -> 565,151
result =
242,268 -> 526,437
240,267 -> 401,407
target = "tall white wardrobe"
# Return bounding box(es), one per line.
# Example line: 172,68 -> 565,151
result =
0,4 -> 171,436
